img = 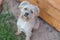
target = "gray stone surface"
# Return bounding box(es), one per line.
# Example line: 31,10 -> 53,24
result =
31,19 -> 59,40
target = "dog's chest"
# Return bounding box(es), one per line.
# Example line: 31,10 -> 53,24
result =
17,19 -> 35,30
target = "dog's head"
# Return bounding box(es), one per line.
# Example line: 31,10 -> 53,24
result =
19,1 -> 40,21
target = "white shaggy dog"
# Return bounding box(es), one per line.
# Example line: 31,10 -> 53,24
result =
15,1 -> 40,40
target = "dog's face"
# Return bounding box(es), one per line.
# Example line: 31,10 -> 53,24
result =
19,1 -> 40,21
19,6 -> 34,21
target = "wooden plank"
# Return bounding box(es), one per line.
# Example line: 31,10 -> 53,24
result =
48,0 -> 60,10
40,9 -> 60,31
46,4 -> 60,23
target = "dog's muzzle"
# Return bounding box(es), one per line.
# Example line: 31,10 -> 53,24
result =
24,12 -> 29,17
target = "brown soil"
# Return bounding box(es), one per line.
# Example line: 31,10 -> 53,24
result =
0,0 -> 3,12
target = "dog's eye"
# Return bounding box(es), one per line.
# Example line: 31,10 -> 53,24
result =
24,8 -> 28,10
30,10 -> 33,13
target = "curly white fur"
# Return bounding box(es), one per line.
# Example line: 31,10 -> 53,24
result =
15,1 -> 40,40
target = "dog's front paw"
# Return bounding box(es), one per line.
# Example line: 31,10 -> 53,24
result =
26,38 -> 30,40
15,31 -> 21,35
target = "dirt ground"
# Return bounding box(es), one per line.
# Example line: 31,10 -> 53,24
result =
5,0 -> 60,40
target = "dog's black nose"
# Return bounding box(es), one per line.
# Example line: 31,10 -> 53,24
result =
25,12 -> 29,16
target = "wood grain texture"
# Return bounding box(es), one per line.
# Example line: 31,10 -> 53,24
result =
48,0 -> 60,10
18,0 -> 60,32
40,9 -> 60,32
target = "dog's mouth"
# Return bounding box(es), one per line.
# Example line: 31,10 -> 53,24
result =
21,15 -> 29,20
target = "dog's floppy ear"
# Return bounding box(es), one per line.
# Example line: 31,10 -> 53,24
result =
18,1 -> 30,8
31,5 -> 40,16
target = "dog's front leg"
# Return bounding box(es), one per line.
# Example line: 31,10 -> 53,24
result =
15,28 -> 22,35
25,32 -> 32,40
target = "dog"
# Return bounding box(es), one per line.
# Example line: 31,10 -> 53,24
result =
15,1 -> 40,40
